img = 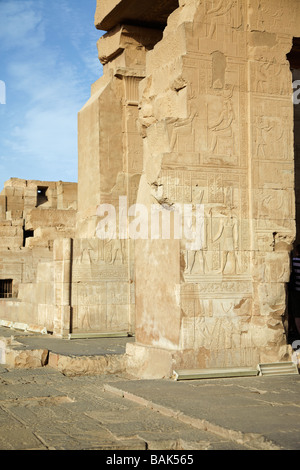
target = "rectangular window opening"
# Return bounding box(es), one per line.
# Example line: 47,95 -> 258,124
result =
23,229 -> 34,247
0,279 -> 13,299
37,186 -> 48,206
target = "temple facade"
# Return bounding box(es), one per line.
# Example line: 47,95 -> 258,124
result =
1,0 -> 300,378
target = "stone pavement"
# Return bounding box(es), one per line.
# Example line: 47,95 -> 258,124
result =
0,326 -> 299,451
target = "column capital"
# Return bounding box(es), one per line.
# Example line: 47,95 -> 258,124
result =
97,24 -> 162,65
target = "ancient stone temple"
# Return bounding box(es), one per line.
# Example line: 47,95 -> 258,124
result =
1,0 -> 300,379
0,179 -> 77,334
82,0 -> 300,378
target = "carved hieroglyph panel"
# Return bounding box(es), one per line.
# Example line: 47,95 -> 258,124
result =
248,0 -> 300,35
253,161 -> 294,190
73,239 -> 128,267
72,304 -> 129,332
249,67 -> 295,243
122,76 -> 144,174
253,188 -> 294,222
251,95 -> 293,163
159,167 -> 251,279
250,94 -> 294,218
180,283 -> 252,310
180,315 -> 250,351
252,252 -> 291,284
71,238 -> 132,332
250,61 -> 292,98
162,55 -> 248,168
190,0 -> 247,58
72,280 -> 131,332
160,168 -> 248,212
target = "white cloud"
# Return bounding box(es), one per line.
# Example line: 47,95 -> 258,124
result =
0,1 -> 45,51
0,0 -> 102,187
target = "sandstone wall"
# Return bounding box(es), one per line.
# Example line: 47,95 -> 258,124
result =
75,23 -> 163,336
126,0 -> 300,376
1,0 -> 300,372
0,179 -> 77,332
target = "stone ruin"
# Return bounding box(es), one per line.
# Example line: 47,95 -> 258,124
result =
1,0 -> 300,378
0,179 -> 77,335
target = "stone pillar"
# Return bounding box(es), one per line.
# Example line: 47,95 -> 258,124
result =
74,23 -> 162,335
24,188 -> 37,212
77,24 -> 162,237
0,195 -> 6,220
53,238 -> 72,338
126,0 -> 300,378
247,3 -> 298,364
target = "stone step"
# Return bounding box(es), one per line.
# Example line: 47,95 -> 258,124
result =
0,328 -> 130,376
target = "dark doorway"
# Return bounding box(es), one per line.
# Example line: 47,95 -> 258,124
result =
23,229 -> 34,247
37,186 -> 48,206
287,38 -> 300,344
0,279 -> 13,299
287,38 -> 300,244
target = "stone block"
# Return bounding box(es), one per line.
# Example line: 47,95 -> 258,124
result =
125,342 -> 174,379
5,347 -> 48,369
27,208 -> 76,231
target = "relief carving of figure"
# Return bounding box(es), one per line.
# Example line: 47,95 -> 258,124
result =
207,95 -> 235,155
169,111 -> 198,152
255,62 -> 270,93
104,239 -> 126,264
210,209 -> 239,274
187,249 -> 209,275
207,0 -> 237,39
254,116 -> 273,158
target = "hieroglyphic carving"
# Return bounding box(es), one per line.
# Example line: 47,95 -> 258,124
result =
248,0 -> 299,34
190,0 -> 246,57
254,117 -> 273,159
160,169 -> 248,212
249,55 -> 294,253
72,265 -> 129,283
158,164 -> 251,284
180,280 -> 252,351
251,96 -> 293,161
168,112 -> 198,154
210,209 -> 240,274
253,161 -> 294,190
74,303 -> 129,332
207,88 -> 235,157
169,55 -> 248,167
254,189 -> 294,221
180,315 -> 249,351
72,278 -> 130,332
121,74 -> 144,174
208,174 -> 224,203
104,239 -> 127,265
73,239 -> 128,265
250,62 -> 291,97
206,0 -> 240,40
183,214 -> 244,278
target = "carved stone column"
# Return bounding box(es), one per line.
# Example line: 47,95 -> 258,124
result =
126,0 -> 300,378
53,238 -> 72,338
75,23 -> 162,335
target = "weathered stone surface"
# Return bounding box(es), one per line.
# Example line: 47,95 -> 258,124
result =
94,0 -> 179,31
1,0 -> 300,378
48,352 -> 127,376
0,179 -> 77,333
0,336 -> 48,369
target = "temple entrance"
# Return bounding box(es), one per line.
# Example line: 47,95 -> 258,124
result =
287,38 -> 300,343
287,39 -> 300,242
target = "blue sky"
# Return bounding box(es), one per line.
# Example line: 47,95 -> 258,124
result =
0,0 -> 103,190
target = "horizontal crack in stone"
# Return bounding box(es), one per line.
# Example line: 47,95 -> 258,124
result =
0,396 -> 75,406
